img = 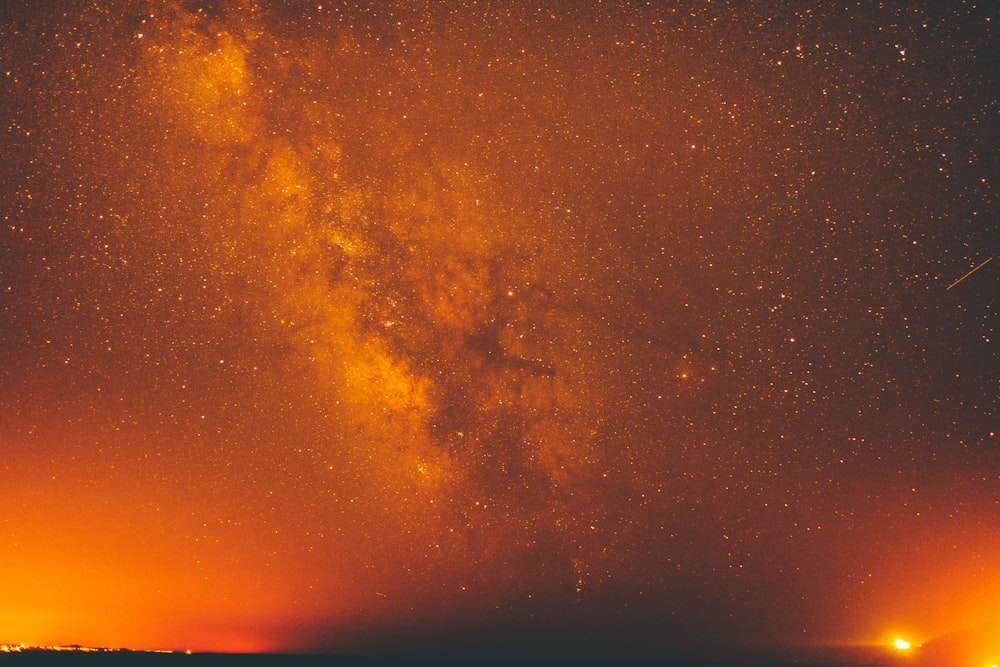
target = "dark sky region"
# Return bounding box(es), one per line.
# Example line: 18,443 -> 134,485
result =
0,0 -> 997,661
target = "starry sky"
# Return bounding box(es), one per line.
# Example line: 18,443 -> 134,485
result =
1,0 -> 997,660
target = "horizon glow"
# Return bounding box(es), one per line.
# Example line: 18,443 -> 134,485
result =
1,0 -> 997,660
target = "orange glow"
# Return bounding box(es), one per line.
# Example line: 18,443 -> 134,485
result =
2,0 -> 996,660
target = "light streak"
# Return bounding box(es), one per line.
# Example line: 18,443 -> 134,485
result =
947,256 -> 994,291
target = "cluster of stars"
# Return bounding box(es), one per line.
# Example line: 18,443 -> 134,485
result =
1,0 -> 996,660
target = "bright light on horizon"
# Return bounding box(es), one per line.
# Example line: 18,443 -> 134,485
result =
894,638 -> 911,650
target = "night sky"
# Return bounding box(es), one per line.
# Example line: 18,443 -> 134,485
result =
1,0 -> 997,661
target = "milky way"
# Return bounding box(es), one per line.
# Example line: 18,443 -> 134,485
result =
1,0 -> 997,659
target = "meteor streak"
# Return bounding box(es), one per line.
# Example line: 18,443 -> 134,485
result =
947,256 -> 994,291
